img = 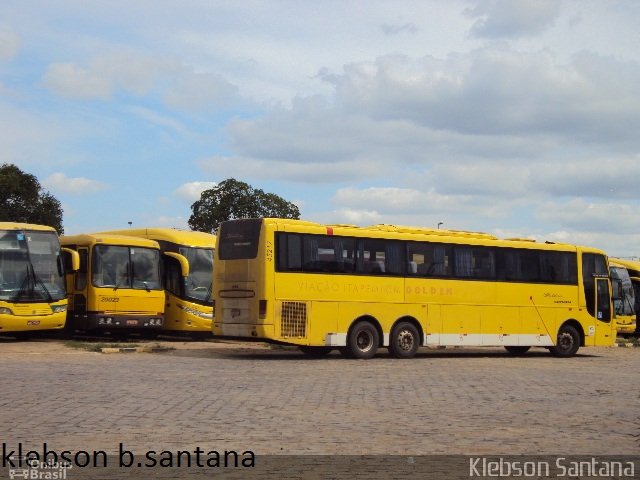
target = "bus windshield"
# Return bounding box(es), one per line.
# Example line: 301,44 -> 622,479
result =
0,230 -> 66,302
611,265 -> 635,316
180,246 -> 213,304
92,245 -> 162,290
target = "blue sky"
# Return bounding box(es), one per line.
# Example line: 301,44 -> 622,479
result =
2,0 -> 640,256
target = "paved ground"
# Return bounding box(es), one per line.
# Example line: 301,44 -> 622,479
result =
0,338 -> 638,478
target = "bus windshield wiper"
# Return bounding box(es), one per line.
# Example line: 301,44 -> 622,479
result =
12,264 -> 34,302
204,282 -> 213,303
33,272 -> 53,302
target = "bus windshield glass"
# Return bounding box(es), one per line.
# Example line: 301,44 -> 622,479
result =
0,230 -> 66,302
92,245 -> 161,290
611,265 -> 635,316
179,246 -> 213,304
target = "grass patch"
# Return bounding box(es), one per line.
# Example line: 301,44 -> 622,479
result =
616,336 -> 640,345
64,341 -> 140,352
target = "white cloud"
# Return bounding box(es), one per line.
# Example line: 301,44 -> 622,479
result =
164,72 -> 240,113
43,62 -> 113,99
43,173 -> 108,195
466,0 -> 561,38
535,199 -> 640,234
198,155 -> 390,184
174,181 -> 217,202
126,106 -> 188,134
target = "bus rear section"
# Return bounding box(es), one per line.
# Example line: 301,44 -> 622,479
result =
61,234 -> 164,333
0,223 -> 69,335
213,219 -> 267,339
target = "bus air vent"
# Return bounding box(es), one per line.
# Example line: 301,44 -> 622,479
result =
280,301 -> 307,338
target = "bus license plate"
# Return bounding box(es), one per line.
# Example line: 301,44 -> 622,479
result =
126,319 -> 138,325
27,321 -> 40,326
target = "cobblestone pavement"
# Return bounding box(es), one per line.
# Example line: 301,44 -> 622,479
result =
0,338 -> 638,461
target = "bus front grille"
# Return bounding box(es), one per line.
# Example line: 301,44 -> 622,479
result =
280,302 -> 307,338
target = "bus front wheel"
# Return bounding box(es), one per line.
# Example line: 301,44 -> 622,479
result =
347,321 -> 379,359
389,322 -> 420,359
550,325 -> 580,357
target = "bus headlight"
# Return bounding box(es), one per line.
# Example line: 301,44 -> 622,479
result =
51,305 -> 67,313
0,307 -> 13,315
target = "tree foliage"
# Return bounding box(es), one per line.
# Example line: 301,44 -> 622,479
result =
0,163 -> 64,233
188,178 -> 300,233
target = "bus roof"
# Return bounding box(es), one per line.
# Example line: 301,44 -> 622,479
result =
0,222 -> 58,233
256,217 -> 602,253
97,228 -> 215,248
60,233 -> 160,249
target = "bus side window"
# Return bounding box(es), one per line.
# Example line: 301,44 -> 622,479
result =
75,249 -> 87,290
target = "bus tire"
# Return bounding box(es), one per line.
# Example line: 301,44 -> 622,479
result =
347,321 -> 379,359
550,325 -> 580,357
299,346 -> 333,357
389,321 -> 420,359
504,346 -> 531,356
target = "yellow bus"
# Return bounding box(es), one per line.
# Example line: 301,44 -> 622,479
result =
212,218 -> 616,359
0,222 -> 76,335
99,228 -> 214,334
61,233 -> 164,333
610,257 -> 640,336
608,260 -> 636,335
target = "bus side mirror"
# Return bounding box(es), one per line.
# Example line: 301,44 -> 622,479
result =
164,252 -> 190,277
62,248 -> 80,272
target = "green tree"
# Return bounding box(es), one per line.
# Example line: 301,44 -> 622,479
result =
0,163 -> 64,233
188,178 -> 300,233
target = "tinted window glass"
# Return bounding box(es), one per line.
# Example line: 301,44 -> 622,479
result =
356,238 -> 403,275
582,253 -> 608,317
454,246 -> 495,279
302,235 -> 355,273
219,219 -> 262,260
276,233 -> 302,271
407,243 -> 452,277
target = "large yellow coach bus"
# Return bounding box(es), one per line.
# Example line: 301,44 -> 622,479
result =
212,218 -> 616,359
61,233 -> 164,333
608,260 -> 636,335
0,222 -> 75,335
610,257 -> 640,336
99,228 -> 214,334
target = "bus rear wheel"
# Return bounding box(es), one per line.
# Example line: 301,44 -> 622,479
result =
347,321 -> 379,359
389,321 -> 420,359
504,346 -> 530,356
550,325 -> 580,357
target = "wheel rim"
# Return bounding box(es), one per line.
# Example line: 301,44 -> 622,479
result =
397,329 -> 415,352
356,330 -> 374,353
557,332 -> 574,353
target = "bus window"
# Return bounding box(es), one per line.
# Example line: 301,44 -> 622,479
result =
407,243 -> 452,277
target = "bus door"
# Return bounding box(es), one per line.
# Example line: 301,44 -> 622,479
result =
71,248 -> 89,329
593,276 -> 613,345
